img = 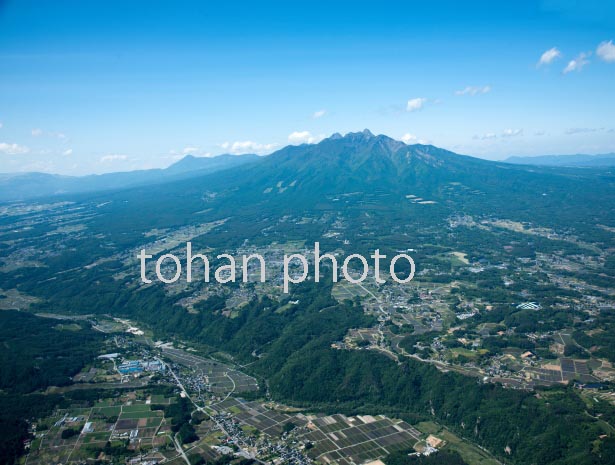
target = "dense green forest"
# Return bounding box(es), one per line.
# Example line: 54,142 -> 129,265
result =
78,279 -> 614,465
0,393 -> 65,465
242,284 -> 612,464
1,133 -> 614,464
385,450 -> 468,465
0,311 -> 104,464
7,271 -> 612,464
573,312 -> 615,362
6,264 -> 615,463
0,311 -> 104,393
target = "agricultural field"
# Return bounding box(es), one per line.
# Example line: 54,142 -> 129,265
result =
217,397 -> 308,436
162,346 -> 259,394
25,394 -> 176,465
332,280 -> 370,302
297,414 -> 421,465
525,357 -> 601,385
215,397 -> 422,465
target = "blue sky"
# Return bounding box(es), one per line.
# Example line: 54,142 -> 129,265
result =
0,0 -> 614,174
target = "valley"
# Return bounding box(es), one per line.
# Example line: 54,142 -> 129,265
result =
20,315 -> 499,465
1,132 -> 615,465
3,2 -> 615,463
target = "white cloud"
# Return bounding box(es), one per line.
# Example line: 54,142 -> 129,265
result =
563,52 -> 590,74
220,141 -> 278,155
474,130 -> 523,140
170,146 -> 214,157
534,130 -> 546,136
312,109 -> 326,119
501,128 -> 523,137
473,133 -> 497,140
20,160 -> 55,173
406,97 -> 427,112
455,85 -> 491,96
62,148 -> 73,156
0,142 -> 29,155
401,133 -> 429,144
537,47 -> 562,66
597,40 -> 615,62
565,127 -> 599,135
100,154 -> 128,163
0,122 -> 3,129
31,128 -> 67,139
288,131 -> 320,145
182,146 -> 199,155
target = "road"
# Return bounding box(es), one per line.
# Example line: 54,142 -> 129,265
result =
172,432 -> 191,465
160,356 -> 263,463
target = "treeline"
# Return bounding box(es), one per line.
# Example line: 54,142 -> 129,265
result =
0,312 -> 104,465
8,263 -> 615,464
0,311 -> 104,393
0,394 -> 61,465
123,277 -> 374,366
163,397 -> 199,444
385,450 -> 468,465
106,278 -> 615,464
265,345 -> 613,464
573,311 -> 615,362
120,277 -> 615,464
149,280 -> 614,465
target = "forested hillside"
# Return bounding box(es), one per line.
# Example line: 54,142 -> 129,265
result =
0,312 -> 104,464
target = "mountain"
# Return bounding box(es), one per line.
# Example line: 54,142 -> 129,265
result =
504,153 -> 615,167
164,153 -> 259,174
251,129 -> 494,190
192,129 -> 605,210
3,130 -> 615,465
73,130 -> 614,249
0,153 -> 259,202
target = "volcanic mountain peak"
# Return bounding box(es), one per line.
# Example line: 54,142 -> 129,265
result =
315,129 -> 406,153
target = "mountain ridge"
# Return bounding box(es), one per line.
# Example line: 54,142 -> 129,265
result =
1,130 -> 610,205
0,153 -> 259,202
504,153 -> 615,167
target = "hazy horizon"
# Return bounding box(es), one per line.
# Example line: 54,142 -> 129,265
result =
1,129 -> 614,176
1,1 -> 615,175
2,4 -> 615,464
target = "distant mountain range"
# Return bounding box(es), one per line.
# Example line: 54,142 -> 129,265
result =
0,154 -> 259,202
5,131 -> 614,465
69,130 -> 612,250
504,153 -> 615,167
2,131 -> 614,203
